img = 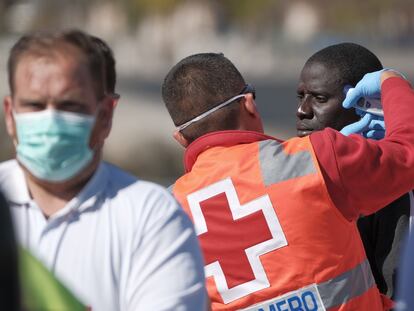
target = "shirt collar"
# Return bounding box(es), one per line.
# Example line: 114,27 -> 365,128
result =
4,160 -> 108,215
184,130 -> 281,172
2,160 -> 31,205
65,161 -> 108,214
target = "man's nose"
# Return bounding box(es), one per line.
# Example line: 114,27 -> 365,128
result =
296,96 -> 313,120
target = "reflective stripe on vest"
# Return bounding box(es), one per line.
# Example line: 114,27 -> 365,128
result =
174,135 -> 380,310
241,259 -> 375,310
318,258 -> 374,308
258,140 -> 316,186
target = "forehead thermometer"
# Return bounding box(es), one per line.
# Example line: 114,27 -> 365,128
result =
344,85 -> 384,117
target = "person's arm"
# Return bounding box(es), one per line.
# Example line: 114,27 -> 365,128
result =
310,72 -> 414,221
124,186 -> 206,311
396,232 -> 414,310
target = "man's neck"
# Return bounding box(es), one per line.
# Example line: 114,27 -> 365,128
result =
23,157 -> 100,218
26,179 -> 81,217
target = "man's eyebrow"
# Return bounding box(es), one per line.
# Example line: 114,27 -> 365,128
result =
54,92 -> 88,104
308,91 -> 332,99
306,86 -> 331,95
55,98 -> 86,104
18,97 -> 46,104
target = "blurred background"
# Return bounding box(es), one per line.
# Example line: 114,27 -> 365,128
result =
0,0 -> 413,185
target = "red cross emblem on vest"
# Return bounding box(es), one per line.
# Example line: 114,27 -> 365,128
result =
187,178 -> 288,304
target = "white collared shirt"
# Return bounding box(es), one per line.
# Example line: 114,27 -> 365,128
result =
0,160 -> 206,311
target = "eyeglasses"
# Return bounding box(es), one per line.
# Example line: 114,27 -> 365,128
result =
176,84 -> 256,132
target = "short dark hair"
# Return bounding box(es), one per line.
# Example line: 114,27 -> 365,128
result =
8,29 -> 106,98
305,42 -> 383,87
162,53 -> 246,142
89,35 -> 116,94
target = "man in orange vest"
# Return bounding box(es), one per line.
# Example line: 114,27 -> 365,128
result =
295,42 -> 410,301
162,52 -> 414,310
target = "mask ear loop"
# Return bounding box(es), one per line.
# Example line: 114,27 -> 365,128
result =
176,84 -> 256,132
177,94 -> 246,132
10,109 -> 21,148
89,97 -> 112,151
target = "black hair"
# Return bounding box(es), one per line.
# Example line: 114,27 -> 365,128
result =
89,35 -> 116,94
305,42 -> 383,87
162,53 -> 246,142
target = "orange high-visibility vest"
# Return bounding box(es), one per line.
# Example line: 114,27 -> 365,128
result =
173,134 -> 387,311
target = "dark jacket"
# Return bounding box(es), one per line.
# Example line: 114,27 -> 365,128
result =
358,192 -> 411,299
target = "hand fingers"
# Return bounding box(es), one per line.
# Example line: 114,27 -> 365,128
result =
368,119 -> 385,130
343,87 -> 362,109
340,113 -> 373,136
364,129 -> 385,140
355,109 -> 366,117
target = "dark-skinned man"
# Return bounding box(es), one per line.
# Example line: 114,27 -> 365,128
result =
296,42 -> 411,301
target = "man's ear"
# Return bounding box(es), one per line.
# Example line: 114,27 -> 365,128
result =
110,95 -> 120,108
240,93 -> 264,133
3,95 -> 16,138
242,93 -> 259,117
90,96 -> 114,149
173,130 -> 189,148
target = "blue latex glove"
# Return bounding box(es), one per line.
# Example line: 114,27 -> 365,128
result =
341,68 -> 400,139
342,70 -> 385,109
364,129 -> 385,140
362,118 -> 385,140
340,113 -> 374,136
340,112 -> 385,139
343,68 -> 405,109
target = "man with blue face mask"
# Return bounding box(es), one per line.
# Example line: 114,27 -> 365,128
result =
0,30 -> 206,311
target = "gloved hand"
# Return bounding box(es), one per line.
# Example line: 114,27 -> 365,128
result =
363,118 -> 385,140
340,113 -> 374,136
340,112 -> 385,140
342,70 -> 385,109
342,68 -> 404,109
341,68 -> 406,139
364,129 -> 385,140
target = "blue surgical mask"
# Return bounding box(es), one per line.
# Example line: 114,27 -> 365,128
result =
14,109 -> 96,182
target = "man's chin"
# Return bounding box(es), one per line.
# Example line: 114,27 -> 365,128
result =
297,129 -> 314,137
17,152 -> 100,189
